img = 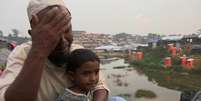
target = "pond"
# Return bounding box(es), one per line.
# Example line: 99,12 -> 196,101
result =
101,59 -> 201,101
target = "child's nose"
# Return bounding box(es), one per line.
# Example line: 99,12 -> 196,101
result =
89,74 -> 98,82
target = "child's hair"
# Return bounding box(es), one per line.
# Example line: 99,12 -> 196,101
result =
65,49 -> 100,72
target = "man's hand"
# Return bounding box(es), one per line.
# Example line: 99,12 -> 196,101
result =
30,6 -> 71,57
93,89 -> 108,101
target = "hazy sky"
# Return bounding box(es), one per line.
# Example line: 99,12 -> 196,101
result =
0,0 -> 201,36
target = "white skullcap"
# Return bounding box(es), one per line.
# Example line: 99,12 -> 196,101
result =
27,0 -> 66,21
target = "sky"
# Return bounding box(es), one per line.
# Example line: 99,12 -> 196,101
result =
0,0 -> 201,36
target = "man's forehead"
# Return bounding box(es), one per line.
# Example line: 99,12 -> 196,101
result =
27,0 -> 68,21
38,5 -> 70,16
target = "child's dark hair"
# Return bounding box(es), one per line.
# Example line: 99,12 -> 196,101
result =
66,49 -> 100,72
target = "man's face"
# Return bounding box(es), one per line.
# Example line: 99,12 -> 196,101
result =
52,6 -> 73,54
51,23 -> 73,56
48,24 -> 73,66
34,5 -> 73,66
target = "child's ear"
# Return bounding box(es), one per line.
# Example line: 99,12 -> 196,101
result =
67,71 -> 75,81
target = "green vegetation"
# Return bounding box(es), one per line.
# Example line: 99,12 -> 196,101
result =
131,46 -> 168,70
0,43 -> 8,49
137,68 -> 201,92
113,66 -> 127,69
135,89 -> 157,99
96,52 -> 125,58
130,46 -> 201,74
0,43 -> 8,70
130,46 -> 201,92
0,64 -> 5,70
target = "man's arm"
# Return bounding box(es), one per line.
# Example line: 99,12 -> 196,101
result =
5,48 -> 47,101
5,6 -> 70,101
93,89 -> 108,101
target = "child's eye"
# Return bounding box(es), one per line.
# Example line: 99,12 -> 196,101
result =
95,70 -> 99,75
82,71 -> 90,76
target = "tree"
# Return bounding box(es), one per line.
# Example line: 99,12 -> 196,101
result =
12,29 -> 19,37
0,30 -> 3,37
8,33 -> 12,37
197,29 -> 201,34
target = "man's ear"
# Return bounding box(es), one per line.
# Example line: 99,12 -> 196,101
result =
31,14 -> 39,28
67,71 -> 75,81
28,29 -> 32,36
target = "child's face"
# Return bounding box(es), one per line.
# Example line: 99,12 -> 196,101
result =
72,61 -> 100,92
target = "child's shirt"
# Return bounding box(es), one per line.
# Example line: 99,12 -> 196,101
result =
56,88 -> 92,101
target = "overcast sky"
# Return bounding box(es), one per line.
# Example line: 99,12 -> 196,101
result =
0,0 -> 201,36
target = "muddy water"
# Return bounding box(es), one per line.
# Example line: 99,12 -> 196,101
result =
101,59 -> 181,101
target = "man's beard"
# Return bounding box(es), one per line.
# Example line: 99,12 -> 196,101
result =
48,52 -> 70,67
48,35 -> 72,67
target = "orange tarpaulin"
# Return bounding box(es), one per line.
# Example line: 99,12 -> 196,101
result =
164,57 -> 172,67
135,52 -> 143,61
180,56 -> 187,66
170,47 -> 177,56
186,59 -> 194,69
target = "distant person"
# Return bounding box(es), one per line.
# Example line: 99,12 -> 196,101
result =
7,41 -> 16,51
0,0 -> 109,101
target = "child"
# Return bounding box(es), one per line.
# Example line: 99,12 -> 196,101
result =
56,49 -> 100,101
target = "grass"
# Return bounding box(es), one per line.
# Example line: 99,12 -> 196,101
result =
135,89 -> 157,99
0,43 -> 8,49
97,51 -> 126,58
113,66 -> 127,69
0,44 -> 8,70
0,64 -> 5,70
131,46 -> 168,69
150,69 -> 200,91
130,46 -> 201,92
130,46 -> 201,74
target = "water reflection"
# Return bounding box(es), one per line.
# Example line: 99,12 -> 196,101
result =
101,59 -> 201,101
134,65 -> 201,92
101,59 -> 180,101
135,89 -> 157,99
138,68 -> 201,101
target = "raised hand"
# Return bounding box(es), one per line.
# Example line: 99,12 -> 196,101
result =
29,6 -> 71,57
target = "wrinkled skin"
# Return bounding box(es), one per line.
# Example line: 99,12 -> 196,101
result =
30,5 -> 73,66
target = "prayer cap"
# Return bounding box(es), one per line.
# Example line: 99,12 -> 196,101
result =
27,0 -> 66,21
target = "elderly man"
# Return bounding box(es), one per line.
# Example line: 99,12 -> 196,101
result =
0,0 -> 109,101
